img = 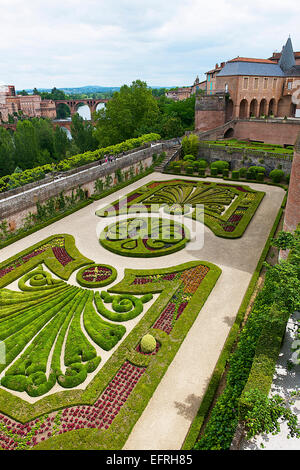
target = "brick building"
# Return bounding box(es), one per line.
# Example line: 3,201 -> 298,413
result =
0,85 -> 56,122
165,76 -> 206,101
195,37 -> 300,130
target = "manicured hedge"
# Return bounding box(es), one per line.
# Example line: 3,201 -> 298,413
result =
76,264 -> 117,288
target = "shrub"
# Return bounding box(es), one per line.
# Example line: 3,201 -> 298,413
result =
222,168 -> 229,177
248,165 -> 266,174
183,154 -> 195,161
256,172 -> 264,182
140,334 -> 157,353
239,167 -> 247,178
210,160 -> 229,174
198,159 -> 208,168
231,170 -> 239,180
185,166 -> 194,175
198,168 -> 206,177
210,168 -> 218,176
269,169 -> 285,183
181,134 -> 199,157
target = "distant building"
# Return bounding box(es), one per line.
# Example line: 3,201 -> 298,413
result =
165,76 -> 206,101
0,85 -> 56,122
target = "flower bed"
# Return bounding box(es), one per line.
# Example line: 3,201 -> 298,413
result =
96,179 -> 265,239
0,234 -> 221,450
100,217 -> 190,257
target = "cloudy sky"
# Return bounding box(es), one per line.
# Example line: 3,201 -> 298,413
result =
1,0 -> 300,90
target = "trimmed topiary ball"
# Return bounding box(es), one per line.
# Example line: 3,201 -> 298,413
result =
140,334 -> 156,353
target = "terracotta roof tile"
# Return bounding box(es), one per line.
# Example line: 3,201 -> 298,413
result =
228,57 -> 275,64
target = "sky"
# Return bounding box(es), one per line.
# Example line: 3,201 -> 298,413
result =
1,0 -> 300,90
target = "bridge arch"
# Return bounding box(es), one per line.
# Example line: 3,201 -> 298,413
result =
56,102 -> 71,119
75,102 -> 91,120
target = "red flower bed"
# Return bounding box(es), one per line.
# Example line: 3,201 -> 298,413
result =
52,247 -> 73,266
0,361 -> 145,450
153,302 -> 176,334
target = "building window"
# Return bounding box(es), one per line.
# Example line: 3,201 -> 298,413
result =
254,78 -> 259,89
243,77 -> 249,89
273,78 -> 277,89
207,74 -> 210,82
287,81 -> 292,90
264,78 -> 268,89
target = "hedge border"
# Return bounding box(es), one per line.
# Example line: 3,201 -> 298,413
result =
163,169 -> 289,190
181,189 -> 286,450
99,217 -> 190,258
0,234 -> 92,288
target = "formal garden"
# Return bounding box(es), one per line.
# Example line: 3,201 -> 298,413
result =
0,138 -> 298,450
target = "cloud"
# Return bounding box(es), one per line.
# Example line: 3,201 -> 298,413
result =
0,0 -> 299,88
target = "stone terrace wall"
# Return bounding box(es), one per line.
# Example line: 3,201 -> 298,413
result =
197,144 -> 293,175
0,139 -> 178,230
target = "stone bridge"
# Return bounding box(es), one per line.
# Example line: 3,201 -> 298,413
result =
54,98 -> 109,117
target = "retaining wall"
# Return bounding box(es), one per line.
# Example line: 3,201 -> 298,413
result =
196,145 -> 293,175
0,140 -> 178,231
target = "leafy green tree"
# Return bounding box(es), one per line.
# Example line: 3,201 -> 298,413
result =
161,114 -> 184,139
0,127 -> 15,176
13,120 -> 41,169
53,125 -> 70,160
94,80 -> 160,147
160,94 -> 195,129
32,118 -> 55,160
181,134 -> 199,157
70,113 -> 98,153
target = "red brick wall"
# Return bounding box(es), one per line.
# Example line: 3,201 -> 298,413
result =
195,110 -> 225,132
284,146 -> 300,232
234,120 -> 300,146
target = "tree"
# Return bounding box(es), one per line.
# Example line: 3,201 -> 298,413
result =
32,118 -> 55,160
160,94 -> 195,129
13,120 -> 41,169
70,113 -> 98,153
94,80 -> 161,147
53,125 -> 70,160
0,127 -> 15,176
